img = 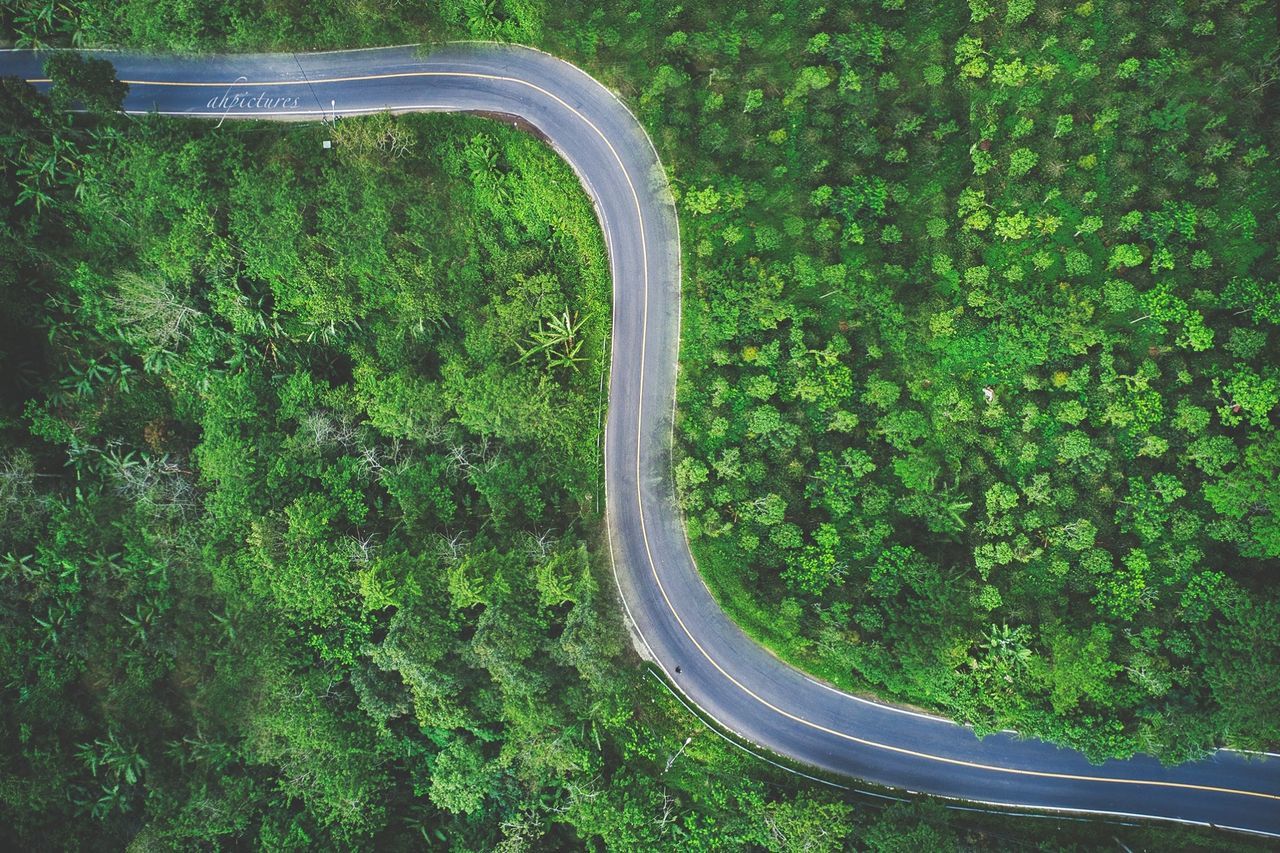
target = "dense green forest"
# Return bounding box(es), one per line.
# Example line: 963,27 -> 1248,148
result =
0,45 -> 1153,853
2,0 -> 1279,848
616,0 -> 1280,760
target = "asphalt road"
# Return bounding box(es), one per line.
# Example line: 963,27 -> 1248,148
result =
5,43 -> 1278,837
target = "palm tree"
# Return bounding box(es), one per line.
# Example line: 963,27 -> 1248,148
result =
519,310 -> 588,372
978,623 -> 1033,683
929,481 -> 972,535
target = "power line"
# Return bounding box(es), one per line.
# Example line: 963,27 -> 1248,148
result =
292,53 -> 327,120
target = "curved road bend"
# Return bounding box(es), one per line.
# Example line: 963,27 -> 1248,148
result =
4,44 -> 1278,837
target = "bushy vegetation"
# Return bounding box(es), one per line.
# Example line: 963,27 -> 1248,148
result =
3,57 -> 624,845
594,0 -> 1280,761
3,0 -> 1279,847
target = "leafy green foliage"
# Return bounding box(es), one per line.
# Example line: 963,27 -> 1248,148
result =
3,1 -> 1280,847
624,0 -> 1280,761
0,88 -> 626,847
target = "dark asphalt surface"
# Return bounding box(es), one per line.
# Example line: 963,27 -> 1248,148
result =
4,43 -> 1278,837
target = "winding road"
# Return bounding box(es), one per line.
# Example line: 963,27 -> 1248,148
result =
5,43 -> 1279,838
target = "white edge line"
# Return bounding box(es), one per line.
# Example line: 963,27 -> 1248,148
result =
651,672 -> 1280,840
800,673 -> 959,723
646,669 -> 850,791
939,799 -> 1280,841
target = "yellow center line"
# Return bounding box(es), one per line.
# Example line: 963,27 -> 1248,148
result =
33,64 -> 1279,804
